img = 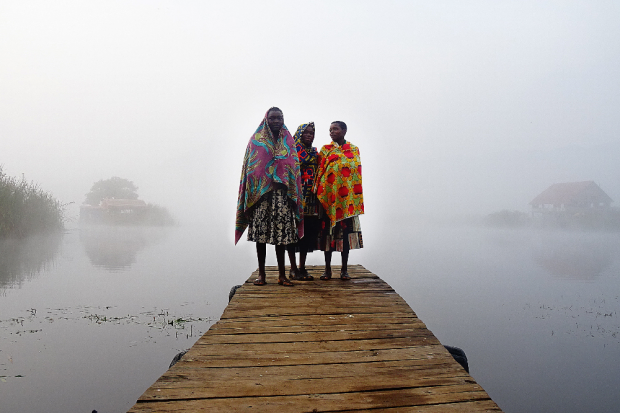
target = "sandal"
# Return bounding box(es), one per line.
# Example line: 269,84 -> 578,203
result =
278,278 -> 294,286
289,269 -> 301,280
320,272 -> 332,281
253,278 -> 267,286
340,272 -> 351,281
293,269 -> 312,281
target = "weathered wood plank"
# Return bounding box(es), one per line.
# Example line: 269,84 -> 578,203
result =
127,265 -> 502,412
143,357 -> 467,386
208,316 -> 427,334
172,345 -> 452,368
130,385 -> 495,412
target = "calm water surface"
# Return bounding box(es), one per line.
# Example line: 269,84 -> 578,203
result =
1,223 -> 619,413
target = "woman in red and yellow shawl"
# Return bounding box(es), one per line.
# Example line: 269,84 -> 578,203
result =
235,107 -> 304,287
313,121 -> 364,281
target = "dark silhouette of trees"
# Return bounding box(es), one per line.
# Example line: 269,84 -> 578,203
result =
81,177 -> 175,226
85,177 -> 139,206
0,166 -> 64,238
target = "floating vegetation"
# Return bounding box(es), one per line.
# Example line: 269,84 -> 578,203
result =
0,305 -> 214,342
0,375 -> 24,382
524,294 -> 620,342
0,305 -> 215,384
82,310 -> 208,331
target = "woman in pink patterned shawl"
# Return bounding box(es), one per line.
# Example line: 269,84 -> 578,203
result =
235,107 -> 304,286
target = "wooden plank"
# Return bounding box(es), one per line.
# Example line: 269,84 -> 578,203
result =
129,385 -> 496,412
128,265 -> 502,412
208,315 -> 427,334
171,345 -> 453,369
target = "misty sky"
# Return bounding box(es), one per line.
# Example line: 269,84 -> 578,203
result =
2,1 -> 619,240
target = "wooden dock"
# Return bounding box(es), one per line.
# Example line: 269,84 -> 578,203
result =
128,265 -> 502,412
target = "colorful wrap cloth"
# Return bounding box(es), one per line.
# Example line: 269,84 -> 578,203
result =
293,122 -> 319,216
313,141 -> 364,229
235,110 -> 304,244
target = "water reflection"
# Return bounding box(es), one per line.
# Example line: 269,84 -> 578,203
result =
0,233 -> 63,289
531,233 -> 615,280
79,226 -> 168,272
2,224 -> 620,413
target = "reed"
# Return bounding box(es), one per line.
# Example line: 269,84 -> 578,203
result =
0,166 -> 65,238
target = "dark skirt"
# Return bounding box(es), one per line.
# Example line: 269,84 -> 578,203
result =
290,216 -> 320,253
247,188 -> 299,245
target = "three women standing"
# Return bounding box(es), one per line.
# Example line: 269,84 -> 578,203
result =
236,110 -> 363,285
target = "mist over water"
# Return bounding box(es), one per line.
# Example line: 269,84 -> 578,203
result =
2,222 -> 620,413
0,234 -> 62,289
2,1 -> 620,227
366,223 -> 620,413
2,1 -> 620,412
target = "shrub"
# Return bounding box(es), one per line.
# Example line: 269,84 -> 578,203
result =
0,166 -> 65,238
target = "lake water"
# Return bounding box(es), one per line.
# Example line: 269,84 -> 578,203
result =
1,222 -> 619,413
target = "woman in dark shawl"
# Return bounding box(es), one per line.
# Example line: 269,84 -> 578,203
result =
287,122 -> 320,281
235,107 -> 304,286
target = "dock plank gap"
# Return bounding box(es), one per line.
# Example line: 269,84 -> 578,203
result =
128,264 -> 502,412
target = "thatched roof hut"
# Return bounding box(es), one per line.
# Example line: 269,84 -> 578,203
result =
530,181 -> 612,211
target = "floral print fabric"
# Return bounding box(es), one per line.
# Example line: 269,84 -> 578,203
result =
293,122 -> 319,216
246,187 -> 299,245
313,141 -> 364,229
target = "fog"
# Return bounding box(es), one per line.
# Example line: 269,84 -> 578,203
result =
2,5 -> 620,409
2,0 -> 619,242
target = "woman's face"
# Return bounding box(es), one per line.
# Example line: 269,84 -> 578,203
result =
300,125 -> 315,146
329,123 -> 346,142
267,110 -> 284,136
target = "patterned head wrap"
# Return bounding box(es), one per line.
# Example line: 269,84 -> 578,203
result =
293,122 -> 320,215
293,122 -> 318,165
293,122 -> 314,141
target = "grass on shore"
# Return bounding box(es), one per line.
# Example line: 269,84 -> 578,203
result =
0,166 -> 65,238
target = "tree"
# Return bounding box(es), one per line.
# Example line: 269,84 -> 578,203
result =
84,177 -> 139,206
